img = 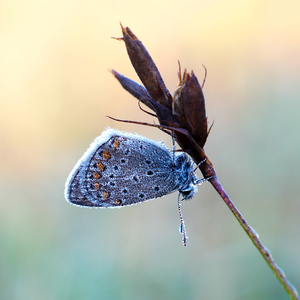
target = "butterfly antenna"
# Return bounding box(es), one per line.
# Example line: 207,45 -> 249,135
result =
195,176 -> 214,185
178,193 -> 188,246
171,131 -> 176,162
193,158 -> 207,172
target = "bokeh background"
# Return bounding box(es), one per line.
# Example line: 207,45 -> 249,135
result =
1,1 -> 300,299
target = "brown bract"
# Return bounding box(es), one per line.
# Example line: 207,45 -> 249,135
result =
111,24 -> 215,180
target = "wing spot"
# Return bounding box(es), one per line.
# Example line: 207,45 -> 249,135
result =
93,172 -> 100,179
113,139 -> 120,150
102,149 -> 111,160
96,161 -> 105,172
122,188 -> 128,194
102,192 -> 109,199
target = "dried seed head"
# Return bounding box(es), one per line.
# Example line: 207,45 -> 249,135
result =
112,25 -> 214,177
173,65 -> 208,148
120,24 -> 172,109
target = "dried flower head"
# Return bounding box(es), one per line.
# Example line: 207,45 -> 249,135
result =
111,24 -> 215,180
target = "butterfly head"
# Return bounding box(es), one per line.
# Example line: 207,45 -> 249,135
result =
174,153 -> 198,200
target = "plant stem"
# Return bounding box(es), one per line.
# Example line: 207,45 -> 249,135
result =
210,176 -> 299,300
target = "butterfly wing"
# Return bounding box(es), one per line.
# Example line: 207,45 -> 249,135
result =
65,129 -> 179,207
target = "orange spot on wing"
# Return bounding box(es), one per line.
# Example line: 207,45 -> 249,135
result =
96,161 -> 105,171
94,183 -> 100,190
113,139 -> 120,151
93,172 -> 100,179
102,149 -> 111,160
102,192 -> 109,199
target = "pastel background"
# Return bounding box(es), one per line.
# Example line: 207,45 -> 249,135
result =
1,1 -> 299,299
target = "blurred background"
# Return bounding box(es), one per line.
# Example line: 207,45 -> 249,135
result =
1,0 -> 299,299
